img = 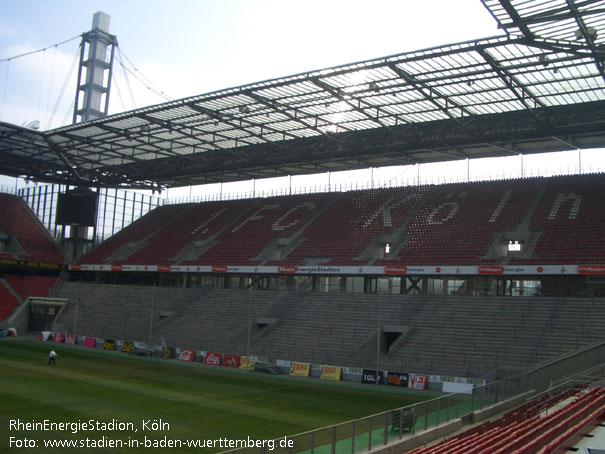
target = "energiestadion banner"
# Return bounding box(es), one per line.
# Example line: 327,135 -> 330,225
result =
69,263 -> 605,276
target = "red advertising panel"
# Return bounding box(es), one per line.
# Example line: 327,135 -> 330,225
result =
411,375 -> 427,390
278,266 -> 297,274
64,334 -> 75,345
212,266 -> 227,273
384,266 -> 407,275
205,352 -> 222,366
223,354 -> 240,368
478,266 -> 504,275
52,332 -> 63,343
578,265 -> 605,274
178,349 -> 195,362
84,337 -> 96,348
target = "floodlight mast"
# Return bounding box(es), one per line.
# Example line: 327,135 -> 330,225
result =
62,12 -> 116,260
72,11 -> 117,124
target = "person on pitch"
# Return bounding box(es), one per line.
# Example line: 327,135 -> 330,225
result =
48,350 -> 58,365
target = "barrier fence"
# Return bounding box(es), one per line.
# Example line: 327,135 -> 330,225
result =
221,374 -> 519,454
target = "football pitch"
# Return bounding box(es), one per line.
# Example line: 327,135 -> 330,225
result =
0,340 -> 433,454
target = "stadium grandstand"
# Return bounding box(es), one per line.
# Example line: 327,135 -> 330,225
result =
1,1 -> 605,453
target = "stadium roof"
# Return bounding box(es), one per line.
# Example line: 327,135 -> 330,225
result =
1,0 -> 605,190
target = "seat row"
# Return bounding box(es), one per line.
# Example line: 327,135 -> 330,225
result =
407,387 -> 605,454
72,173 -> 605,266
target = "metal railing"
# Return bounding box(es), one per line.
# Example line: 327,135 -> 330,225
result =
219,373 -> 526,454
162,167 -> 605,206
219,362 -> 605,454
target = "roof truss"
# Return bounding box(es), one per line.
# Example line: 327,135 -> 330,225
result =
1,0 -> 604,189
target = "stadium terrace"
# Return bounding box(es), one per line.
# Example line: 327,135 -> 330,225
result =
1,2 -> 605,453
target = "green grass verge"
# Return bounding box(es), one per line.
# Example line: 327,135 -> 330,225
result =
0,340 -> 432,454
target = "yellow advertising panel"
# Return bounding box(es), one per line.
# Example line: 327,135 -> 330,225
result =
290,362 -> 311,377
239,356 -> 255,371
320,365 -> 342,381
103,339 -> 115,350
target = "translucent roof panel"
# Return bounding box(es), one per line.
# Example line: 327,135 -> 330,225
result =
1,0 -> 605,188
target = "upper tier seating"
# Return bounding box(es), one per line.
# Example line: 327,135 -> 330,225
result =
24,276 -> 58,298
0,280 -> 19,320
282,186 -> 430,265
379,178 -> 540,265
0,193 -> 64,263
78,204 -> 192,264
2,274 -> 57,299
77,173 -> 605,266
3,274 -> 26,298
509,173 -> 605,264
181,193 -> 334,266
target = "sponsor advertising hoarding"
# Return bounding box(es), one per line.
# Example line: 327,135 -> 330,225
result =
361,369 -> 383,385
205,352 -> 222,366
289,362 -> 311,377
103,339 -> 115,350
223,354 -> 240,368
320,365 -> 342,381
178,349 -> 196,362
386,372 -> 409,387
411,375 -> 427,390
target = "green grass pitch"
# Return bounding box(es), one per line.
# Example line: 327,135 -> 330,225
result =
0,340 -> 431,453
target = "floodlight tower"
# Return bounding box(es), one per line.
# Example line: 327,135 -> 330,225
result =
72,11 -> 117,123
61,12 -> 115,260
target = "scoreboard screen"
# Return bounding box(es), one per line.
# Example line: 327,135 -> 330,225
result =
56,189 -> 98,226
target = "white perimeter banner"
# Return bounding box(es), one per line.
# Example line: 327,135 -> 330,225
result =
69,263 -> 605,276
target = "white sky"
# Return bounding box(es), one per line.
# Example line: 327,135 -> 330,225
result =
0,0 -> 604,198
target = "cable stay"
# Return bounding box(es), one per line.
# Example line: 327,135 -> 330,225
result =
116,46 -> 173,102
43,45 -> 59,129
36,48 -> 46,122
0,27 -> 172,130
116,47 -> 137,110
0,60 -> 10,122
46,45 -> 81,130
0,34 -> 82,63
111,64 -> 128,113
